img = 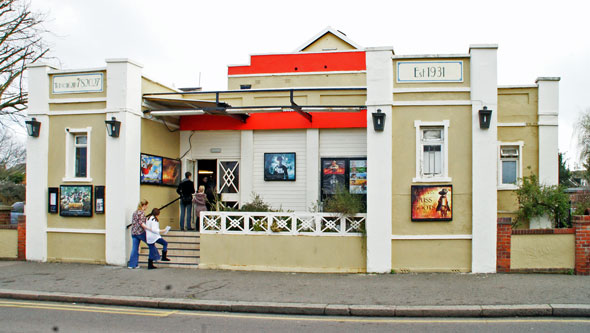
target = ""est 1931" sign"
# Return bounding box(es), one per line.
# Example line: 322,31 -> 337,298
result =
397,61 -> 463,83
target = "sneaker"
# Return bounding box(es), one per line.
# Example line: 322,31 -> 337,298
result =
127,266 -> 139,269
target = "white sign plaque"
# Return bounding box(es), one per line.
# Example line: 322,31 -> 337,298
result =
397,61 -> 463,83
52,73 -> 104,94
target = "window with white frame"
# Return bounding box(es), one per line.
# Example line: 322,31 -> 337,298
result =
414,120 -> 450,182
64,127 -> 91,181
498,143 -> 522,188
74,134 -> 88,177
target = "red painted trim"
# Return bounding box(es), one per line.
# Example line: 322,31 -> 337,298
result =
180,110 -> 367,131
228,52 -> 366,75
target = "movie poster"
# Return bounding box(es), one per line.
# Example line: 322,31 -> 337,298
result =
411,185 -> 452,221
349,159 -> 367,194
264,153 -> 296,181
322,159 -> 346,194
140,154 -> 162,184
162,158 -> 181,186
60,185 -> 93,217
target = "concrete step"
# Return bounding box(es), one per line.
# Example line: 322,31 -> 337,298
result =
139,248 -> 200,256
138,253 -> 199,264
138,261 -> 199,269
165,230 -> 200,237
140,242 -> 200,250
161,235 -> 201,243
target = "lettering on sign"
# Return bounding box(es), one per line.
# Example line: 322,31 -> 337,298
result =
52,73 -> 104,94
397,61 -> 463,83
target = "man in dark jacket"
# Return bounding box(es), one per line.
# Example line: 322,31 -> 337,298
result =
176,172 -> 195,231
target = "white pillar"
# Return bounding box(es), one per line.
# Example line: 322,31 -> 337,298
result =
105,59 -> 143,266
25,64 -> 55,261
306,129 -> 319,211
536,77 -> 560,186
470,45 -> 498,273
365,47 -> 394,273
240,130 -> 254,205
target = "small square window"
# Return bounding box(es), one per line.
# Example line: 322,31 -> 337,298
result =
499,144 -> 521,188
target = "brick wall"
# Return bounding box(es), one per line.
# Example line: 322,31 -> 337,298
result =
573,215 -> 590,275
498,216 -> 590,275
497,217 -> 512,272
0,206 -> 10,224
17,215 -> 25,260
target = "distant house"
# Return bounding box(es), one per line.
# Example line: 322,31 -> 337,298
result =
24,27 -> 559,273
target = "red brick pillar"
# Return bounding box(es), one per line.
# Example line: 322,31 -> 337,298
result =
17,215 -> 26,260
0,205 -> 10,224
497,217 -> 512,273
573,215 -> 590,275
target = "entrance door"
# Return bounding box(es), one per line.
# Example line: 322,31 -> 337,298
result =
218,160 -> 240,208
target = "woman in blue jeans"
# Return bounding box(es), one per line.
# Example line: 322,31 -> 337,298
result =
128,199 -> 157,269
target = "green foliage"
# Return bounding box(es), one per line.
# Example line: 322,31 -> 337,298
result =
0,182 -> 25,204
322,185 -> 365,217
559,152 -> 573,186
515,173 -> 571,228
572,191 -> 590,215
240,192 -> 274,212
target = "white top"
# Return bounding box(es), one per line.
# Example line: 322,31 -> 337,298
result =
146,216 -> 161,244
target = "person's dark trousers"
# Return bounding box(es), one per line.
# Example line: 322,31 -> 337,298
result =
179,201 -> 192,230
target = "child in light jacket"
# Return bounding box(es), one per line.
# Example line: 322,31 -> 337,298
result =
145,208 -> 171,269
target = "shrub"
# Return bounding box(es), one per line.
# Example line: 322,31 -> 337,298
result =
515,173 -> 570,228
322,185 -> 365,217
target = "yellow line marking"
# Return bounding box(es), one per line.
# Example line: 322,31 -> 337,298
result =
1,300 -> 589,324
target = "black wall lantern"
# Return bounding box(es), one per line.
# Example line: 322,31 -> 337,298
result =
372,109 -> 386,131
105,117 -> 121,137
25,117 -> 41,137
478,106 -> 492,129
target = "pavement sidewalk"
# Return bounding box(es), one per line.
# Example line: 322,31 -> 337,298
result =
0,261 -> 589,317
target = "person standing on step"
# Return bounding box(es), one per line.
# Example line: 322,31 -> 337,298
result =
193,185 -> 208,231
176,172 -> 195,231
145,208 -> 171,269
128,199 -> 150,269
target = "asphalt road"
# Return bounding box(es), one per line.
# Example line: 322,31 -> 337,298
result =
1,300 -> 590,333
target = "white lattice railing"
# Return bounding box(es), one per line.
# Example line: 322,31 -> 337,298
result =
200,212 -> 366,236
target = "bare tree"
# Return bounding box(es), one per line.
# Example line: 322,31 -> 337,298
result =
0,0 -> 49,125
574,108 -> 590,181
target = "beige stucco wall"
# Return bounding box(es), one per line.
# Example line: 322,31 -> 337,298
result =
47,114 -> 106,230
228,73 -> 367,90
394,92 -> 470,102
301,32 -> 357,52
48,71 -> 107,100
393,58 -> 471,89
0,229 -> 17,258
180,89 -> 367,109
511,234 -> 575,270
47,232 -> 106,264
392,239 -> 472,272
140,118 -> 181,229
391,105 -> 472,235
142,77 -> 176,94
497,87 -> 539,227
200,234 -> 366,273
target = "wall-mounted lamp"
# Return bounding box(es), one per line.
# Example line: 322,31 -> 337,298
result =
478,106 -> 492,129
105,117 -> 121,137
25,117 -> 41,137
372,109 -> 386,131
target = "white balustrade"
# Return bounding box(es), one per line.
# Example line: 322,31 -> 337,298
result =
200,211 -> 366,236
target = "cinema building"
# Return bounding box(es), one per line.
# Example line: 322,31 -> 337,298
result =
24,27 -> 559,273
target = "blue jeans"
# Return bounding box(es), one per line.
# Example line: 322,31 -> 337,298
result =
148,242 -> 161,261
179,201 -> 192,230
128,232 -> 146,268
155,238 -> 168,252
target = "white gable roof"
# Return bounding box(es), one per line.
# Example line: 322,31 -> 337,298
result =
294,26 -> 363,52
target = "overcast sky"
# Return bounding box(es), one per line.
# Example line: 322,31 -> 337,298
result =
28,0 -> 590,167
